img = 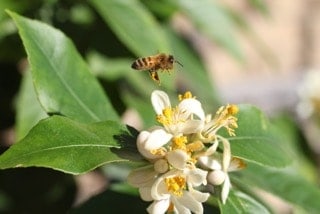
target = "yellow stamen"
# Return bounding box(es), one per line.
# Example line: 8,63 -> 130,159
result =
150,148 -> 167,156
171,136 -> 187,151
156,107 -> 174,125
227,105 -> 239,115
187,140 -> 204,152
231,157 -> 247,169
165,176 -> 186,196
214,104 -> 239,136
178,91 -> 194,101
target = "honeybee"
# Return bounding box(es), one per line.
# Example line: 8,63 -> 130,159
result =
131,53 -> 182,84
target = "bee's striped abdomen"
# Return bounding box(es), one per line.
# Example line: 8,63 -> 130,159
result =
131,57 -> 153,70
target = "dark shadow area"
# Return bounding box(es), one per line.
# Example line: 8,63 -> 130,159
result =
0,167 -> 76,214
112,125 -> 145,162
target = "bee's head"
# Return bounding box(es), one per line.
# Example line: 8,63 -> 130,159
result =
168,55 -> 174,63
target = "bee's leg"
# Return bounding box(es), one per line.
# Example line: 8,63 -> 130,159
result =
149,70 -> 160,85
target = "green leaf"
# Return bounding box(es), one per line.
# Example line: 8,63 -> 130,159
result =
177,0 -> 244,60
15,69 -> 47,141
220,190 -> 271,214
90,0 -> 170,56
0,116 -> 138,174
228,105 -> 291,167
87,51 -> 133,81
7,11 -> 119,123
164,27 -> 220,110
240,163 -> 320,213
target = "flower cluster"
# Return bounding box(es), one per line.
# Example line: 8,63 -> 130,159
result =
127,90 -> 245,214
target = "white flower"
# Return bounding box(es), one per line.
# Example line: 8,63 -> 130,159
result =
296,69 -> 320,118
147,169 -> 209,214
128,90 -> 244,211
137,128 -> 172,160
200,105 -> 238,142
151,90 -> 205,135
199,148 -> 245,204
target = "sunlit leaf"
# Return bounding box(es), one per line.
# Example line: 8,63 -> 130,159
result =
220,190 -> 271,214
8,11 -> 119,123
240,163 -> 320,213
0,116 -> 140,174
227,105 -> 291,167
90,0 -> 170,56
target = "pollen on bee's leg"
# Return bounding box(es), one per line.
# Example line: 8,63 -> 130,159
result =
149,70 -> 161,85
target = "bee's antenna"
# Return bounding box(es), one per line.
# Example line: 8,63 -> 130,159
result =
175,60 -> 183,67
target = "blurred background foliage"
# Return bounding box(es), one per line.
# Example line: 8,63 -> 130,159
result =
1,0 -> 319,213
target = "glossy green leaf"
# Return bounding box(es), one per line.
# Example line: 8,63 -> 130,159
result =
228,105 -> 291,167
0,116 -> 139,174
90,0 -> 170,56
15,69 -> 47,141
220,190 -> 270,214
240,164 -> 320,213
177,0 -> 244,60
8,11 -> 119,123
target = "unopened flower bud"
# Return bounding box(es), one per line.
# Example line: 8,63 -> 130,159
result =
154,159 -> 169,173
207,170 -> 226,185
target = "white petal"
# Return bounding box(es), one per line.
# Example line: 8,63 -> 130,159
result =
198,156 -> 222,170
139,186 -> 153,201
151,170 -> 178,200
221,175 -> 231,204
176,191 -> 203,214
189,189 -> 210,203
178,120 -> 204,134
151,90 -> 171,115
186,168 -> 208,186
167,150 -> 188,169
221,138 -> 231,171
171,196 -> 191,214
178,99 -> 205,120
151,176 -> 170,200
147,199 -> 170,214
137,129 -> 172,159
127,165 -> 156,187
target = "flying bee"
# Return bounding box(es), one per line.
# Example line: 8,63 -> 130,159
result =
131,53 -> 183,84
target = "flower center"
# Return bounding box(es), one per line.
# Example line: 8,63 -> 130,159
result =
156,107 -> 174,125
165,175 -> 186,196
171,136 -> 187,151
156,107 -> 186,126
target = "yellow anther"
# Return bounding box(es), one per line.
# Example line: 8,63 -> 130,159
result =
171,136 -> 187,151
178,91 -> 194,101
150,148 -> 167,156
227,104 -> 239,115
165,176 -> 186,196
187,141 -> 204,152
214,104 -> 239,136
156,107 -> 173,125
